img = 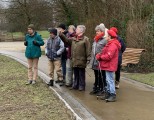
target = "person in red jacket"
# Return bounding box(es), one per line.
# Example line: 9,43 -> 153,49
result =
96,30 -> 121,102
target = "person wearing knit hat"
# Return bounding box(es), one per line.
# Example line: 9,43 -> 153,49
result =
89,25 -> 107,95
110,27 -> 126,89
28,24 -> 35,30
95,29 -> 121,102
57,24 -> 68,81
24,24 -> 44,85
45,28 -> 65,86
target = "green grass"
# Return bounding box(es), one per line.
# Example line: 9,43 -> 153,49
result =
38,30 -> 49,39
0,55 -> 72,120
124,73 -> 154,87
7,30 -> 49,39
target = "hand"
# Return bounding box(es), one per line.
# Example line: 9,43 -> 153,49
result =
96,53 -> 101,60
24,41 -> 28,46
33,40 -> 39,46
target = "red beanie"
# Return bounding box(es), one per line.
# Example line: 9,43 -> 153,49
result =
110,27 -> 118,34
107,30 -> 117,38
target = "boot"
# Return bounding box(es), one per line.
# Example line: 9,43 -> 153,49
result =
47,80 -> 54,86
101,92 -> 110,100
106,94 -> 116,102
59,80 -> 64,86
89,90 -> 98,95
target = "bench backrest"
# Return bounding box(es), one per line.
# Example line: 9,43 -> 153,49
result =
122,48 -> 145,66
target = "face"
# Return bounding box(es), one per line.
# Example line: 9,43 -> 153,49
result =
96,30 -> 102,35
58,28 -> 64,32
27,28 -> 34,35
106,34 -> 111,41
76,27 -> 82,35
68,27 -> 75,34
50,33 -> 55,38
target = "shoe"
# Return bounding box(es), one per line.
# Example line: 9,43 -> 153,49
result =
26,80 -> 32,85
89,90 -> 98,95
115,81 -> 120,89
106,94 -> 116,102
47,80 -> 54,86
101,92 -> 110,100
59,80 -> 64,86
65,84 -> 72,87
79,87 -> 85,91
55,80 -> 61,83
69,87 -> 78,90
32,80 -> 36,85
96,91 -> 104,96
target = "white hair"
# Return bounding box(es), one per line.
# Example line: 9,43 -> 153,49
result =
68,25 -> 76,31
95,25 -> 105,32
77,25 -> 86,33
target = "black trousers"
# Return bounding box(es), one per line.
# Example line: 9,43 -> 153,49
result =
73,67 -> 85,89
115,64 -> 121,82
93,70 -> 106,91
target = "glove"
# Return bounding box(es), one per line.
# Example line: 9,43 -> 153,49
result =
96,54 -> 101,61
24,41 -> 28,46
33,40 -> 39,46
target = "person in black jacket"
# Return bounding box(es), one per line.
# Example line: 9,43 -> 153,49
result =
110,27 -> 126,89
57,24 -> 68,82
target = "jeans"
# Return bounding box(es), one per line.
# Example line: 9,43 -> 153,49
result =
106,71 -> 116,94
65,59 -> 73,85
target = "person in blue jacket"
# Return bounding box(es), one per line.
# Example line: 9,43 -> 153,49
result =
24,24 -> 44,85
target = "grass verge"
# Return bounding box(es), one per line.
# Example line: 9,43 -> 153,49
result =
124,73 -> 154,87
0,55 -> 72,120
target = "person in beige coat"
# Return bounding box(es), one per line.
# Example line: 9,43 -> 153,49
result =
59,25 -> 91,91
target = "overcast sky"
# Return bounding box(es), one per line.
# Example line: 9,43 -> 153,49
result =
0,0 -> 9,8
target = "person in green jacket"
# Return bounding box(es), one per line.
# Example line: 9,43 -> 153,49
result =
24,24 -> 44,85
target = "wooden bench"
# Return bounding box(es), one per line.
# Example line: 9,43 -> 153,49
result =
122,48 -> 146,66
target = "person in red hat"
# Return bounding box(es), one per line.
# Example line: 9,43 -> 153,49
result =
96,30 -> 121,102
110,27 -> 126,89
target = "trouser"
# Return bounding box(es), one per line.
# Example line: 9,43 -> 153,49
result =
65,59 -> 73,85
27,58 -> 39,81
115,64 -> 121,82
73,67 -> 85,89
48,60 -> 63,81
61,58 -> 66,80
106,71 -> 116,94
93,70 -> 106,91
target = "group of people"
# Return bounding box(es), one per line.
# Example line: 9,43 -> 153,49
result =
24,23 -> 126,102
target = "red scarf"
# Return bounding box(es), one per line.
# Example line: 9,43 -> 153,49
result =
94,32 -> 104,42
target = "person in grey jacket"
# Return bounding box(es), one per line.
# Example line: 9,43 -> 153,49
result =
89,24 -> 107,95
45,28 -> 64,86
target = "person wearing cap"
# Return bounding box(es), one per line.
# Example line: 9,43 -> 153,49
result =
24,24 -> 44,85
45,28 -> 64,86
89,24 -> 107,95
96,30 -> 121,102
59,25 -> 91,91
110,27 -> 126,89
57,24 -> 68,82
